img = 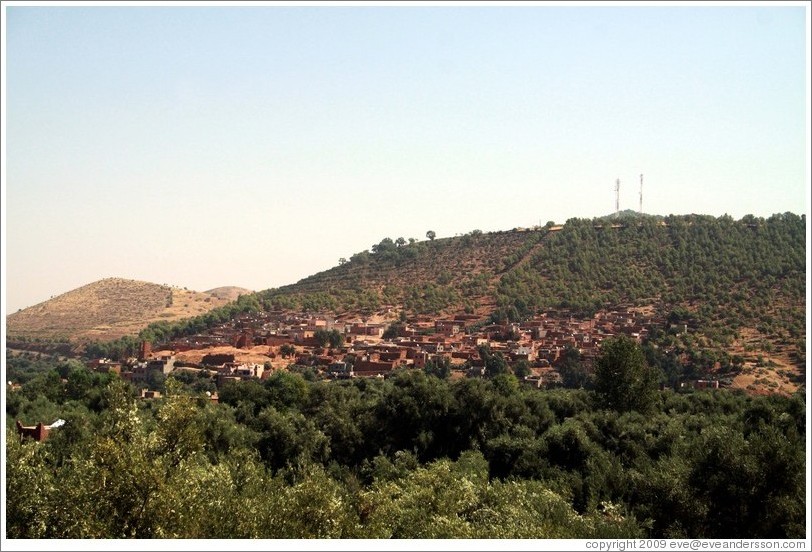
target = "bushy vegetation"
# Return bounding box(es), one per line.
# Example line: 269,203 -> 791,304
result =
496,214 -> 805,349
7,347 -> 805,539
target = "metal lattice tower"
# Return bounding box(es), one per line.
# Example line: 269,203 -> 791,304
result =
615,178 -> 620,214
639,174 -> 643,214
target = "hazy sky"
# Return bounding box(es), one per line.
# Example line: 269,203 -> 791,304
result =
2,2 -> 809,314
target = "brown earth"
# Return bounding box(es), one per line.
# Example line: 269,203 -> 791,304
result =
6,278 -> 252,343
153,345 -> 284,369
204,286 -> 253,302
725,328 -> 803,395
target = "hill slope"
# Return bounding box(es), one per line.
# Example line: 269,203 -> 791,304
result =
12,214 -> 804,394
253,214 -> 805,386
6,278 -> 250,343
263,215 -> 804,334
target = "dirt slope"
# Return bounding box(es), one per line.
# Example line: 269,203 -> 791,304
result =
7,278 -> 243,342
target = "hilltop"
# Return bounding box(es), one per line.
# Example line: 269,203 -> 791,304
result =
6,278 -> 252,343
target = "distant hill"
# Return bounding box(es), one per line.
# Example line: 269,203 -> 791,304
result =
6,278 -> 247,343
204,286 -> 254,302
598,209 -> 664,221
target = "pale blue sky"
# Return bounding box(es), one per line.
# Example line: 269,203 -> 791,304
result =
3,3 -> 809,314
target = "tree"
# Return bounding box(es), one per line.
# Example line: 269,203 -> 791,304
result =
513,360 -> 532,379
426,230 -> 436,241
478,345 -> 509,378
383,323 -> 404,340
558,346 -> 591,389
371,238 -> 396,255
314,330 -> 331,348
424,356 -> 452,380
594,336 -> 660,412
395,237 -> 406,247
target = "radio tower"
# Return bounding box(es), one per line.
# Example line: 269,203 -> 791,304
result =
639,174 -> 643,214
615,178 -> 620,215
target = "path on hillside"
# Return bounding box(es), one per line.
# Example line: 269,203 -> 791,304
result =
475,230 -> 552,312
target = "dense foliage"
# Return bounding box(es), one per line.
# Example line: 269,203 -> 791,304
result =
496,214 -> 805,351
7,349 -> 805,539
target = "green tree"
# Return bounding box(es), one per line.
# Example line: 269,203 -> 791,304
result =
426,230 -> 436,241
479,345 -> 509,378
383,322 -> 404,340
424,356 -> 452,380
327,329 -> 344,348
314,329 -> 331,348
559,346 -> 592,389
513,359 -> 532,379
594,336 -> 660,412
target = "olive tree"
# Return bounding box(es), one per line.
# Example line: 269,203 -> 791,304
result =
594,335 -> 660,413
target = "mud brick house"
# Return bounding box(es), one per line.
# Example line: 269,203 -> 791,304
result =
412,351 -> 430,369
510,344 -> 536,362
435,320 -> 462,336
234,330 -> 253,349
139,389 -> 162,400
201,353 -> 236,367
16,421 -> 50,442
266,333 -> 293,346
327,362 -> 354,379
353,354 -> 397,377
89,359 -> 123,375
350,323 -> 386,338
139,340 -> 152,361
288,326 -> 321,346
147,355 -> 176,375
682,379 -> 720,390
16,419 -> 64,442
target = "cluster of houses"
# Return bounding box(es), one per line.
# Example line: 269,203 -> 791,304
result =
11,307 -> 726,442
86,307 -> 676,390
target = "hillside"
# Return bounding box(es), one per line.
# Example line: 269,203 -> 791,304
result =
264,215 -> 804,336
253,214 -> 805,391
205,286 -> 255,302
11,214 -> 804,395
263,229 -> 537,316
6,278 -> 250,343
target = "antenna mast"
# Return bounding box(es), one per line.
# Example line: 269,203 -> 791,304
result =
639,174 -> 643,214
615,178 -> 620,214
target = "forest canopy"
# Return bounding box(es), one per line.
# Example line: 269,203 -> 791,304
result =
6,345 -> 805,539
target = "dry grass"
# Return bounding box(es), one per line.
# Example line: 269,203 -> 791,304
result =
6,278 -> 251,343
724,327 -> 803,396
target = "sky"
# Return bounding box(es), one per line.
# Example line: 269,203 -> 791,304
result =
2,1 -> 810,315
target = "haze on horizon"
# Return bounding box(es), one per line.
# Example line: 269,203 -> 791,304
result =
2,2 -> 809,315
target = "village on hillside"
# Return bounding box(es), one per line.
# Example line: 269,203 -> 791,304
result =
86,307 -> 720,394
